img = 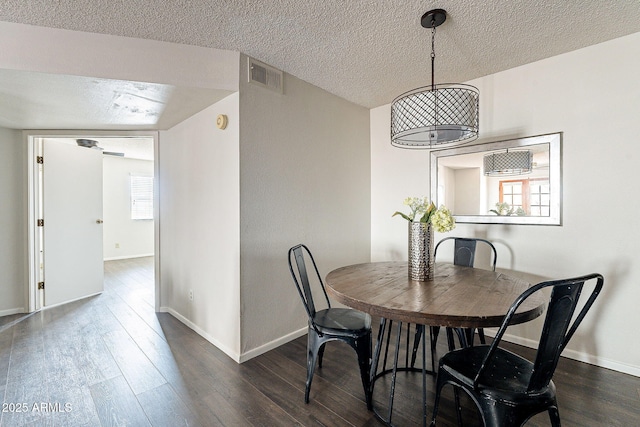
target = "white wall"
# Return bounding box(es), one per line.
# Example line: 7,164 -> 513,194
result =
103,156 -> 154,260
371,31 -> 640,376
238,54 -> 371,359
157,58 -> 371,362
454,168 -> 480,215
159,93 -> 241,359
371,104 -> 431,262
0,22 -> 240,318
0,127 -> 25,315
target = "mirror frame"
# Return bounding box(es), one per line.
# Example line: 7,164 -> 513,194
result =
430,132 -> 562,225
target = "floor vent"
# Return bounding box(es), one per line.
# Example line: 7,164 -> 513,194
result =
248,57 -> 283,94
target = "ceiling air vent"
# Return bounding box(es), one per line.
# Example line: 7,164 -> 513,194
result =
248,57 -> 283,94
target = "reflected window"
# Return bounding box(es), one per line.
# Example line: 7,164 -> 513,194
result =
529,180 -> 550,216
500,181 -> 524,212
499,179 -> 549,216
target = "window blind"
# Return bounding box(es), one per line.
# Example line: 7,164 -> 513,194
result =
130,175 -> 153,220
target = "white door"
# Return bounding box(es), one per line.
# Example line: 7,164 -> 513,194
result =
43,140 -> 104,306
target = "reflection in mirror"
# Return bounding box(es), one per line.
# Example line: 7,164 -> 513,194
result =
430,133 -> 561,225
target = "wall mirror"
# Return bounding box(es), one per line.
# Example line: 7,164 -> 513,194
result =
430,132 -> 562,225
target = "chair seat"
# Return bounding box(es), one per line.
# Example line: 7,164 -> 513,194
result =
440,345 -> 556,403
313,308 -> 371,335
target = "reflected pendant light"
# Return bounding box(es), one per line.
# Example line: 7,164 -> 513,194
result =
483,150 -> 533,176
391,9 -> 479,149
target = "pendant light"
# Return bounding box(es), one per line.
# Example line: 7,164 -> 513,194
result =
391,9 -> 479,148
483,150 -> 533,176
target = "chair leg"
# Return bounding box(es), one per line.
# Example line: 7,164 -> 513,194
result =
548,406 -> 561,427
446,328 -> 456,350
475,397 -> 544,427
430,326 -> 440,351
432,384 -> 470,427
305,331 -> 321,404
303,327 -> 373,409
454,328 -> 468,348
453,387 -> 463,427
355,333 -> 373,410
318,343 -> 326,368
430,368 -> 445,427
445,327 -> 469,350
464,328 -> 474,347
477,328 -> 486,345
431,368 -> 467,427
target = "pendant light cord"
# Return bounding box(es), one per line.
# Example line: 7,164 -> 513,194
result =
430,18 -> 438,138
430,20 -> 436,91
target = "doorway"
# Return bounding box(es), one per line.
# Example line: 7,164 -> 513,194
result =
27,131 -> 159,312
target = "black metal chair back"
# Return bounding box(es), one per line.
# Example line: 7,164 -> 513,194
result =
434,237 -> 497,271
290,244 -> 329,326
506,274 -> 603,392
430,273 -> 604,426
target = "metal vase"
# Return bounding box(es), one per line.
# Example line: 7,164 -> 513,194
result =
408,221 -> 434,281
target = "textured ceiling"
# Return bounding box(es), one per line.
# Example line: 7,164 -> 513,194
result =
0,68 -> 232,130
2,0 -> 640,109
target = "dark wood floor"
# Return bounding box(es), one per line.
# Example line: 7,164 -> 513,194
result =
1,257 -> 638,426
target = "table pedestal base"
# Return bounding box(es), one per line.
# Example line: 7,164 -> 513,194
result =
369,318 -> 436,427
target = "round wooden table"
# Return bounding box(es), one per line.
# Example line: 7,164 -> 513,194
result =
325,261 -> 545,426
326,261 -> 544,328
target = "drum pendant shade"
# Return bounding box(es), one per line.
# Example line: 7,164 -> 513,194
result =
391,9 -> 479,149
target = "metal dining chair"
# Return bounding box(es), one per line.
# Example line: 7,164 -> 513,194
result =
287,244 -> 372,408
411,237 -> 498,368
430,273 -> 604,427
437,237 -> 497,347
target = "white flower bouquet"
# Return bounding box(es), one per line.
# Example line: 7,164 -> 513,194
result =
393,196 -> 456,233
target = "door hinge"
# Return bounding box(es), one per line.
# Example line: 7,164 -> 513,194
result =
37,156 -> 44,164
37,219 -> 44,227
38,282 -> 45,290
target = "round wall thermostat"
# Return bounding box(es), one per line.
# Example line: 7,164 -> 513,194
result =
216,114 -> 228,130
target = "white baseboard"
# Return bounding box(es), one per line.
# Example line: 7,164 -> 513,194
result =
159,307 -> 242,363
104,253 -> 154,261
495,331 -> 640,378
159,306 -> 308,364
239,327 -> 308,363
0,308 -> 26,317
